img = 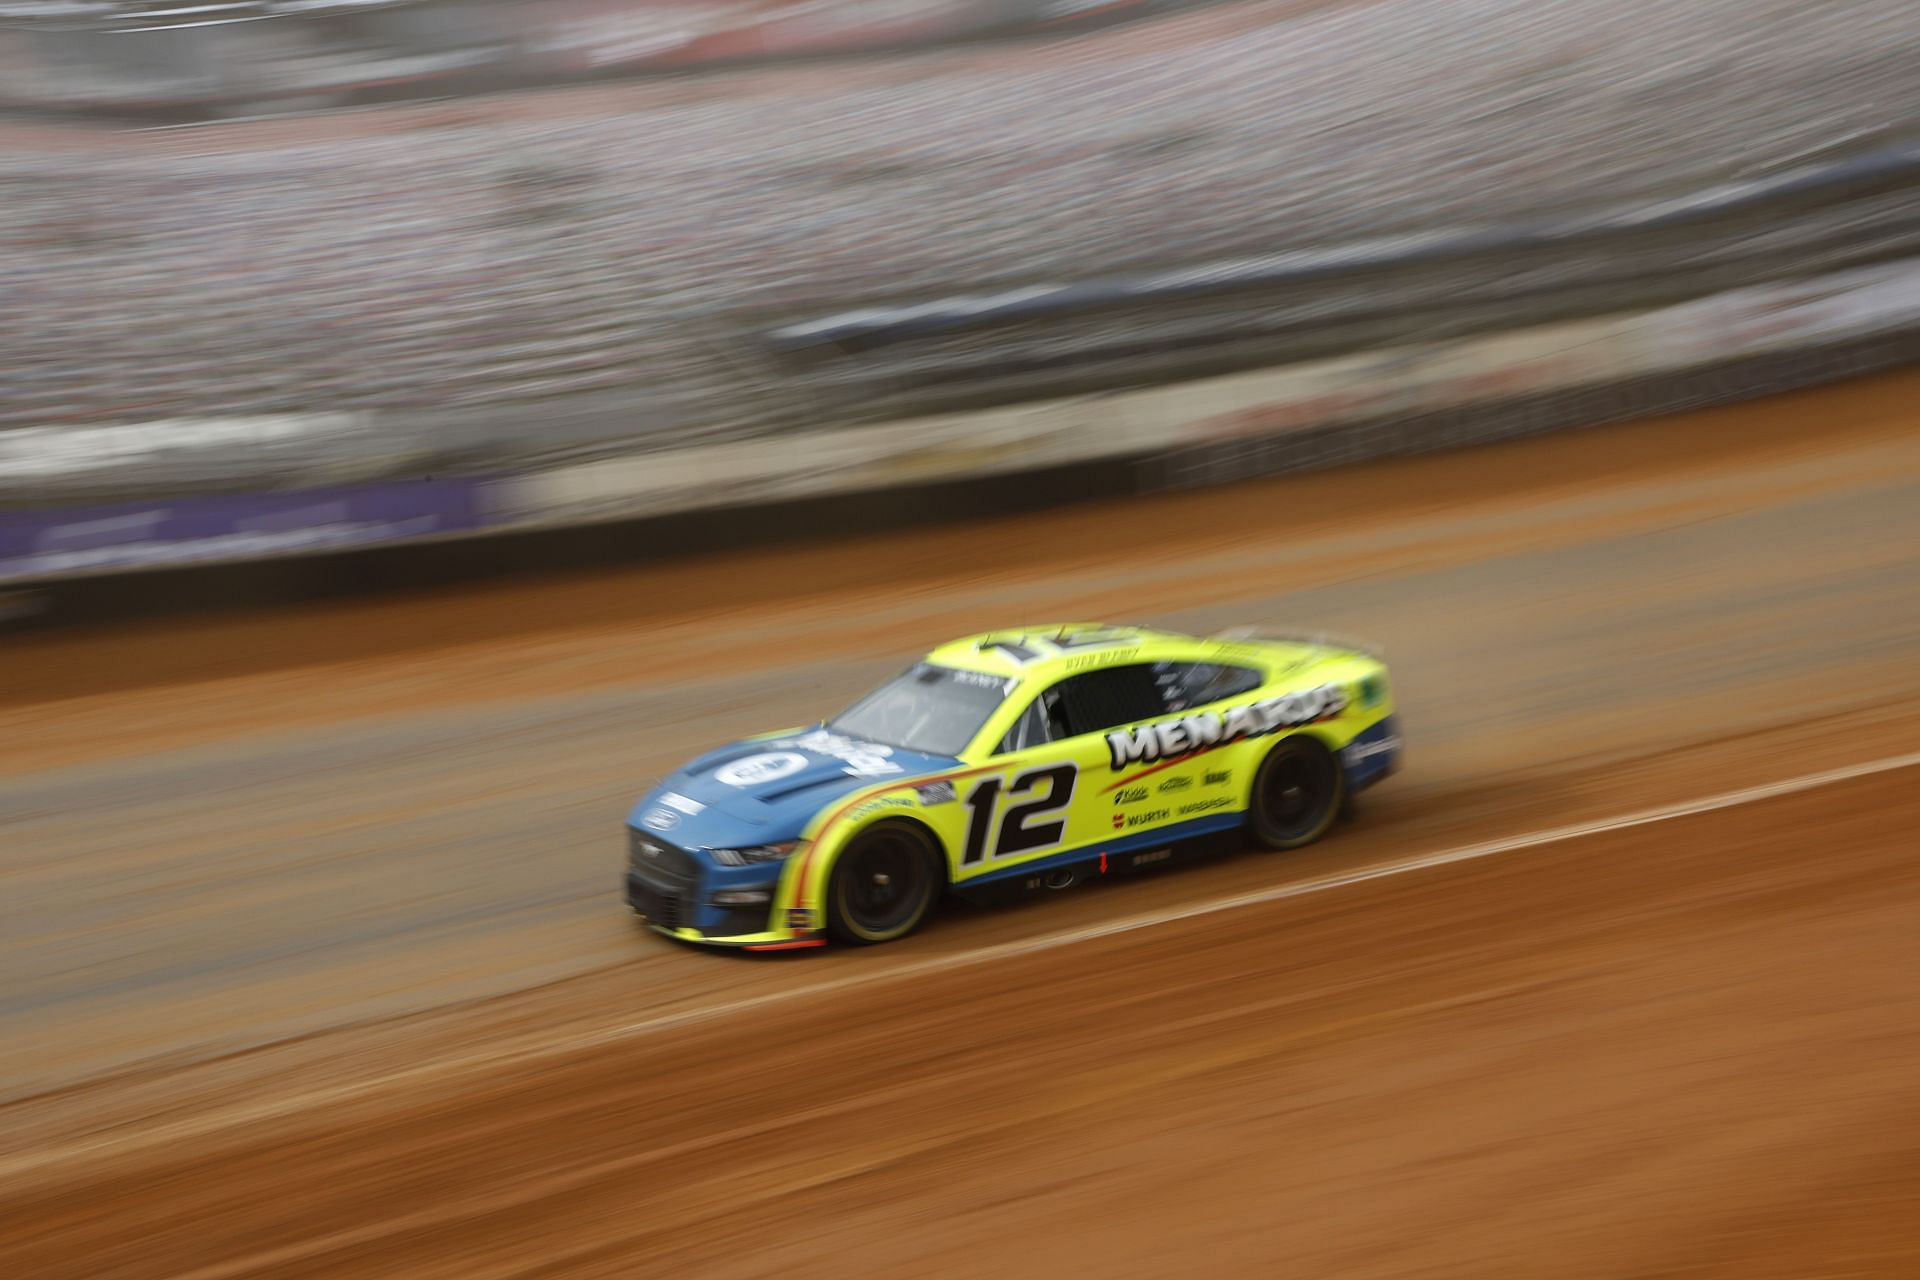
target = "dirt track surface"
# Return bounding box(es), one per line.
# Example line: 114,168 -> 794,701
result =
4,371 -> 1920,1275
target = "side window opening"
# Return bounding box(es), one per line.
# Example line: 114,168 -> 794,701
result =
997,663 -> 1253,751
996,697 -> 1051,755
1041,688 -> 1073,741
1155,661 -> 1262,710
1050,665 -> 1173,738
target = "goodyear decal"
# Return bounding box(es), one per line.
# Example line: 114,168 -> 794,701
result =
846,795 -> 915,822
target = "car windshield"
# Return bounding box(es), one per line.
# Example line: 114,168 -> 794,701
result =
828,663 -> 1010,757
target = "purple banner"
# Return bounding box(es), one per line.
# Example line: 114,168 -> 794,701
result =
0,479 -> 482,581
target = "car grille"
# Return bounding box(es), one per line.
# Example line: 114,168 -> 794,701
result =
627,828 -> 699,930
627,874 -> 684,929
629,828 -> 698,881
713,903 -> 773,936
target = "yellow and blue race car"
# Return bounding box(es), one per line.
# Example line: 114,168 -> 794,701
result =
625,623 -> 1400,949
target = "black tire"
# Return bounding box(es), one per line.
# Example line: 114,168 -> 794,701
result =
826,820 -> 941,945
1246,735 -> 1344,850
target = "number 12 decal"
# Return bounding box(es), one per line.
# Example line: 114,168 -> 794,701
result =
962,764 -> 1078,864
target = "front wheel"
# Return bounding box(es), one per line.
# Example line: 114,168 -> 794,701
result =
1247,736 -> 1344,850
826,820 -> 941,945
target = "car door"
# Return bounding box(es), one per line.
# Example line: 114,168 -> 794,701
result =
1140,657 -> 1268,820
951,663 -> 1175,884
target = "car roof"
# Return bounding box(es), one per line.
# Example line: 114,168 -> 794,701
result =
923,623 -> 1198,683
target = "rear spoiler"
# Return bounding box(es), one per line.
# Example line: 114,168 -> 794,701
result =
1210,626 -> 1387,660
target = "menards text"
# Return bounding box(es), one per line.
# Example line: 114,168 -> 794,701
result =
1107,684 -> 1348,769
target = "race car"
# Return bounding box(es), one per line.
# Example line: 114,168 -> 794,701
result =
625,623 -> 1400,949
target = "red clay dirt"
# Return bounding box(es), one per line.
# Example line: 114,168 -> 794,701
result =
2,371 -> 1919,1277
4,767 -> 1918,1279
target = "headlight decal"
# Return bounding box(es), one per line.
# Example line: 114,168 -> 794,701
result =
710,841 -> 798,866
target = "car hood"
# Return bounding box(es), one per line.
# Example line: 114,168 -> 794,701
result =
627,725 -> 958,848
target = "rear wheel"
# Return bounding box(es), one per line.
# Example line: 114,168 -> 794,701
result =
1247,736 -> 1344,850
827,820 -> 941,945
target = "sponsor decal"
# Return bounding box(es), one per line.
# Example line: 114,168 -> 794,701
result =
0,479 -> 483,582
1128,847 -> 1173,867
915,780 -> 957,806
641,807 -> 679,832
1343,735 -> 1402,766
1124,808 -> 1170,829
1358,675 -> 1386,709
1111,812 -> 1125,830
1158,775 -> 1192,793
1178,796 -> 1234,817
1203,769 -> 1232,787
778,728 -> 902,777
659,791 -> 705,816
714,751 -> 808,787
1107,683 -> 1349,770
1113,785 -> 1149,805
848,796 -> 913,821
947,668 -> 1010,690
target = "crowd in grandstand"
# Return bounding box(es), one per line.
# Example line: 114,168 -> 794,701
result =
0,0 -> 1913,431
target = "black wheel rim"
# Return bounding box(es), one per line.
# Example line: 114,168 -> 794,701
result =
844,831 -> 930,934
1260,744 -> 1334,841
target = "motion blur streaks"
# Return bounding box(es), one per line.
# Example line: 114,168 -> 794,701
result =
2,375 -> 1918,1100
3,0 -> 1920,1271
1,0 -> 1915,428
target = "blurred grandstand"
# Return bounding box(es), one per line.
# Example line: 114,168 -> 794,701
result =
0,0 -> 1915,445
0,2 -> 421,28
0,0 -> 1166,118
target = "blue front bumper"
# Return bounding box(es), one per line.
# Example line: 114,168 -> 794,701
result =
624,827 -> 790,940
